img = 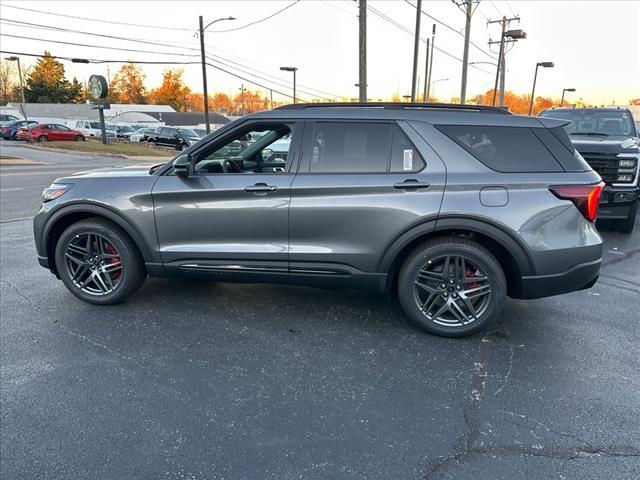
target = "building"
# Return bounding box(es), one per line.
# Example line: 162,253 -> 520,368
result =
144,111 -> 230,130
0,102 -> 176,124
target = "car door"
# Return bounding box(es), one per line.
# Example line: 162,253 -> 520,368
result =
151,120 -> 303,282
55,124 -> 73,140
288,120 -> 446,287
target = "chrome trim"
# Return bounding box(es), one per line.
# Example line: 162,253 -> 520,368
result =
613,153 -> 640,188
179,264 -> 288,273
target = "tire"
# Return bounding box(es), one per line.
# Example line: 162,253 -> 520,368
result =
148,139 -> 156,145
614,201 -> 637,233
397,237 -> 506,337
74,135 -> 85,142
54,218 -> 146,305
37,135 -> 48,142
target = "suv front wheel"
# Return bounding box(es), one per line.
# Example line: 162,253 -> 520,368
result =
54,218 -> 146,305
398,237 -> 506,337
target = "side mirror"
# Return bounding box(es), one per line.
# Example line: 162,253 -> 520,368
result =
172,155 -> 190,177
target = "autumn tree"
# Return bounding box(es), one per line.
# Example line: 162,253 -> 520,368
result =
630,98 -> 640,106
232,89 -> 269,114
24,51 -> 82,103
110,62 -> 147,104
148,69 -> 191,111
0,60 -> 21,104
211,92 -> 233,112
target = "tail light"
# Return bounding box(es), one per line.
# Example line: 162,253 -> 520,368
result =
549,182 -> 605,222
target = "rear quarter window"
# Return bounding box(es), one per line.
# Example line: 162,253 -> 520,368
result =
436,125 -> 563,173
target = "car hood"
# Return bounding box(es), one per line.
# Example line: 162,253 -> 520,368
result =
570,135 -> 640,154
65,165 -> 155,179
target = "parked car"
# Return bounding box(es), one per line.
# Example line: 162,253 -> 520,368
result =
129,127 -> 158,143
19,123 -> 85,142
1,120 -> 38,140
540,107 -> 639,232
114,125 -> 136,140
33,102 -> 605,337
67,120 -> 116,138
148,127 -> 201,150
192,128 -> 207,138
0,114 -> 19,122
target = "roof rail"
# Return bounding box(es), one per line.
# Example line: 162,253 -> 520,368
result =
275,102 -> 511,114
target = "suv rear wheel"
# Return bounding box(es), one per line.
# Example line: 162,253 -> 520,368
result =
54,218 -> 146,305
397,237 -> 506,337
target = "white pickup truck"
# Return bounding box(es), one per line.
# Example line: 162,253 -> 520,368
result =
66,120 -> 116,138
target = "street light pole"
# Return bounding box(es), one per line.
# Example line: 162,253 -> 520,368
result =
560,88 -> 576,107
6,56 -> 29,140
528,61 -> 554,115
425,24 -> 436,101
279,66 -> 298,104
198,15 -> 235,134
429,78 -> 450,101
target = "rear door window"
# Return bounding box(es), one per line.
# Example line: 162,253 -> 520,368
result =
436,125 -> 563,172
308,122 -> 392,173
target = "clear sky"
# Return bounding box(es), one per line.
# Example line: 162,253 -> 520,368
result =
1,0 -> 638,104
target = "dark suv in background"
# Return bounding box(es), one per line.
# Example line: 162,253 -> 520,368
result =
34,103 -> 604,337
149,126 -> 201,150
540,107 -> 639,232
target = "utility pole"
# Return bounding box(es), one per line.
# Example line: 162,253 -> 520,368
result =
270,89 -> 273,109
198,16 -> 210,134
422,38 -> 430,102
410,0 -> 422,102
425,24 -> 436,101
487,15 -> 524,106
240,84 -> 245,115
358,0 -> 367,102
456,0 -> 474,104
197,16 -> 235,133
499,53 -> 506,106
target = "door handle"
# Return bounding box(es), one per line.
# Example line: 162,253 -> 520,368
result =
393,179 -> 431,190
245,183 -> 278,193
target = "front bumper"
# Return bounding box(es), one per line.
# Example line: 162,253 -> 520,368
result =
597,187 -> 637,220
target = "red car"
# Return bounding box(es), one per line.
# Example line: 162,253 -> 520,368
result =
16,123 -> 85,142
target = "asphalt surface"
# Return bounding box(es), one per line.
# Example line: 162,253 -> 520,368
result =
1,142 -> 639,479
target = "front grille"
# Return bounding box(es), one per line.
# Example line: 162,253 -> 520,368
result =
581,152 -> 625,185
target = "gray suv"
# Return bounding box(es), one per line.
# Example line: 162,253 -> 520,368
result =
34,103 -> 604,337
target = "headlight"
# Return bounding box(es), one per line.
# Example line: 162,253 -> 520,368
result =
619,159 -> 637,168
42,183 -> 72,202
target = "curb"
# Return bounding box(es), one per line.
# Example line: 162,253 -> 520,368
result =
15,143 -> 172,162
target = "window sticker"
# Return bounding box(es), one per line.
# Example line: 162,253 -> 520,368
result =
403,149 -> 413,171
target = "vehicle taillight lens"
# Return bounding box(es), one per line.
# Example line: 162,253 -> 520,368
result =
549,182 -> 605,222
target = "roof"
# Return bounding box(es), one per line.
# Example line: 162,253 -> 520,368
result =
145,111 -> 230,126
246,104 -> 546,128
5,102 -> 99,120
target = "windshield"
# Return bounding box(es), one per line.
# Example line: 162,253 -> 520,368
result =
540,109 -> 637,137
177,128 -> 198,137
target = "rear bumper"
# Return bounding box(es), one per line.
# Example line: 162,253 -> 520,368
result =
518,257 -> 601,299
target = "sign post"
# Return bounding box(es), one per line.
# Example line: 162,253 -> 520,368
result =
88,75 -> 109,144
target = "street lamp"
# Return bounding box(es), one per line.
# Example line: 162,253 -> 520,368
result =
560,88 -> 576,107
198,16 -> 236,134
528,61 -> 554,115
5,56 -> 29,140
428,78 -> 450,101
279,66 -> 298,104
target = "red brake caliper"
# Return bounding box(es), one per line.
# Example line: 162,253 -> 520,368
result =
106,245 -> 121,279
466,267 -> 478,290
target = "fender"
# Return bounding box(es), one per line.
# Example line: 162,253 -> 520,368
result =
376,214 -> 535,276
41,202 -> 158,265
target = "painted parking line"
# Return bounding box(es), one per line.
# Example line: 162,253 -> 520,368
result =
0,188 -> 25,192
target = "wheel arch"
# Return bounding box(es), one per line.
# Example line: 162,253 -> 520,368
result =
380,215 -> 535,298
41,203 -> 154,274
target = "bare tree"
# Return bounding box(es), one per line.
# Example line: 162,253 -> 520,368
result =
0,60 -> 20,105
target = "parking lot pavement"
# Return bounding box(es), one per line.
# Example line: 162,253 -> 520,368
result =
1,150 -> 639,479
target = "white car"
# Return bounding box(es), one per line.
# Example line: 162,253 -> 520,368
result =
68,120 -> 116,138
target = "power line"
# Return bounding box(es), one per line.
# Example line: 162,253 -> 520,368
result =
210,1 -> 301,33
367,5 -> 493,75
0,4 -> 193,31
403,0 -> 496,60
0,49 -> 305,101
1,17 -> 345,98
